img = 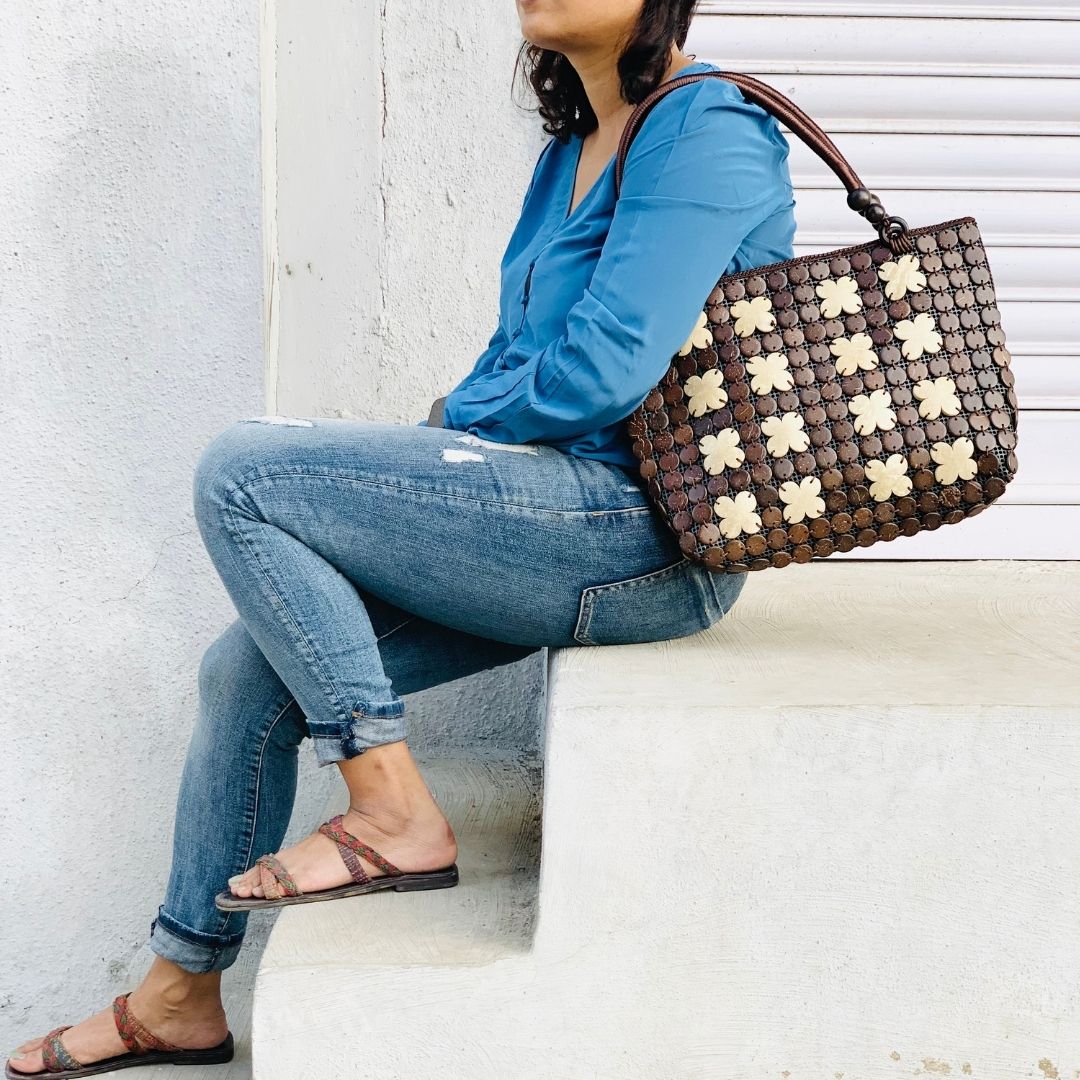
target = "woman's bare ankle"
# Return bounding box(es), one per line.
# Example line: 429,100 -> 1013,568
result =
135,958 -> 224,1015
338,740 -> 447,829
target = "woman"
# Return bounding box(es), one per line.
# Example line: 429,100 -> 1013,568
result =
7,1 -> 795,1075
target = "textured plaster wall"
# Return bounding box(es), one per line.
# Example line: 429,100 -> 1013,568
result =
271,2 -> 548,760
1,3 -> 547,1049
0,1 -> 299,1049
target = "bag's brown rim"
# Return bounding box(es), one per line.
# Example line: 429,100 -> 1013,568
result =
701,214 -> 979,287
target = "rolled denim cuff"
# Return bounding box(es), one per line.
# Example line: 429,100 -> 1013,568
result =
307,699 -> 407,768
148,907 -> 245,974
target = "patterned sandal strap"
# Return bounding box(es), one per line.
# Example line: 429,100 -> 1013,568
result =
41,1026 -> 82,1073
112,992 -> 183,1054
318,828 -> 371,886
255,852 -> 302,900
318,814 -> 403,877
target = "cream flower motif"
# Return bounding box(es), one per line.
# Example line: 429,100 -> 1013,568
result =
913,376 -> 962,420
677,309 -> 712,356
778,475 -> 825,524
930,436 -> 978,485
864,454 -> 913,502
878,253 -> 927,301
683,368 -> 728,417
894,312 -> 943,361
730,295 -> 776,337
745,351 -> 793,395
760,411 -> 810,457
713,490 -> 762,539
814,276 -> 862,318
699,429 -> 744,474
848,388 -> 897,435
829,333 -> 879,376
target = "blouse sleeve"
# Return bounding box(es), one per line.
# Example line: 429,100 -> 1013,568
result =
441,79 -> 793,444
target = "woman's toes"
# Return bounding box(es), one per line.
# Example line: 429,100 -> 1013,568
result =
229,866 -> 266,897
7,1047 -> 44,1074
6,1028 -> 44,1071
7,1033 -> 49,1073
229,868 -> 256,895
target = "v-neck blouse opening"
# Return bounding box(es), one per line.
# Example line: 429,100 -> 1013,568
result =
564,136 -> 613,223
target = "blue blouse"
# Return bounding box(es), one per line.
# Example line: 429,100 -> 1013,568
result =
427,60 -> 797,469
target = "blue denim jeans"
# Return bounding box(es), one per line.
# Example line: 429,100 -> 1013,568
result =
147,416 -> 747,971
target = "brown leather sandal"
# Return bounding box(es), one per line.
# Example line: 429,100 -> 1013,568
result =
4,991 -> 234,1079
213,812 -> 459,911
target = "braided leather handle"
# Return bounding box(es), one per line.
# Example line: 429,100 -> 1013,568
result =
614,69 -> 911,253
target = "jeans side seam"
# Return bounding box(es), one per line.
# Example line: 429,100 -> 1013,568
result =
212,694 -> 300,939
222,465 -> 655,519
573,588 -> 595,645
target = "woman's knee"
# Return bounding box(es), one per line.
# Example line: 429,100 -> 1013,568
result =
192,420 -> 260,525
197,618 -> 271,711
192,415 -> 324,526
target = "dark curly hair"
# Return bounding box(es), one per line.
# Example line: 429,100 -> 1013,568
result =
515,1 -> 701,143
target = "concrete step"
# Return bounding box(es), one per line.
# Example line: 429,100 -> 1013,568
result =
252,753 -> 542,1077
252,561 -> 1080,1079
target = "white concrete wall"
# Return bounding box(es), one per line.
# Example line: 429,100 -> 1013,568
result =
0,0 -> 276,1048
1,3 -> 546,1051
269,4 -> 547,422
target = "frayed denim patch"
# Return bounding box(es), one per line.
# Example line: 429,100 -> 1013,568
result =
241,415 -> 314,427
454,433 -> 539,455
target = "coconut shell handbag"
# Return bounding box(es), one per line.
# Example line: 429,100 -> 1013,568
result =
620,71 -> 1019,574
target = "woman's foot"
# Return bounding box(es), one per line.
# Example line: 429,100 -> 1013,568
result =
227,804 -> 457,898
227,741 -> 457,899
5,960 -> 227,1076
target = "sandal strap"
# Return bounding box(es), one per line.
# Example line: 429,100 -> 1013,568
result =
324,834 -> 371,886
41,1026 -> 81,1073
112,991 -> 183,1055
258,859 -> 282,901
255,853 -> 302,899
318,814 -> 402,877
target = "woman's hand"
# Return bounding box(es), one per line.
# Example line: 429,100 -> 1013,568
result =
425,395 -> 447,428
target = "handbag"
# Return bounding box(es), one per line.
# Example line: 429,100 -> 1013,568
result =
619,71 -> 1019,574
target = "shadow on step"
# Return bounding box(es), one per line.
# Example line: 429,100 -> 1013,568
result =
260,752 -> 543,971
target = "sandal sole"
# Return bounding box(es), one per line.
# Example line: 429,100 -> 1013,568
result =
212,863 -> 459,911
4,1032 -> 234,1079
